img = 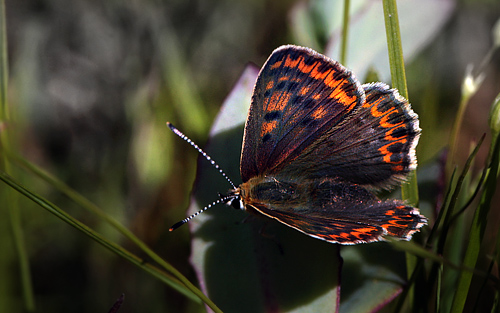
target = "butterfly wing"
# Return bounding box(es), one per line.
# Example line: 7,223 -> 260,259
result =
280,82 -> 420,190
240,45 -> 365,182
240,177 -> 426,244
248,201 -> 424,244
241,45 -> 420,190
238,45 -> 425,244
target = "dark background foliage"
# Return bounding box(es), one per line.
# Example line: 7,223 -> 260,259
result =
1,0 -> 500,312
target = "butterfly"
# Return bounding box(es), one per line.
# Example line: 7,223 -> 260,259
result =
169,45 -> 426,244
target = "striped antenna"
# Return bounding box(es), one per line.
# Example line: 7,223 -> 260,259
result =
169,195 -> 237,231
167,122 -> 239,231
167,122 -> 236,189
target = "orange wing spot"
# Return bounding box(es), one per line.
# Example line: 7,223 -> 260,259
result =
299,86 -> 310,95
278,75 -> 290,82
312,93 -> 322,100
270,59 -> 283,70
296,59 -> 319,74
322,70 -> 339,88
309,64 -> 331,80
363,97 -> 383,108
283,54 -> 302,69
385,210 -> 395,216
381,217 -> 407,230
379,139 -> 407,164
335,227 -> 377,241
260,121 -> 278,137
274,54 -> 320,75
266,91 -> 291,112
346,100 -> 357,111
325,78 -> 357,111
392,165 -> 404,171
312,107 -> 328,119
384,124 -> 407,141
380,112 -> 403,128
371,103 -> 396,118
284,55 -> 321,75
338,233 -> 351,240
330,85 -> 357,109
266,80 -> 274,90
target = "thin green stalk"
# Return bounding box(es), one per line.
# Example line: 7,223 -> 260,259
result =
382,1 -> 420,309
448,67 -> 485,181
421,138 -> 484,311
437,135 -> 485,255
446,90 -> 470,178
0,0 -> 35,311
381,0 -> 418,206
382,0 -> 408,97
339,0 -> 350,65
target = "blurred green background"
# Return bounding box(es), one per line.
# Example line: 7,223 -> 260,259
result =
1,0 -> 500,312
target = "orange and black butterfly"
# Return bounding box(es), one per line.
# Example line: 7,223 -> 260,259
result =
169,45 -> 426,244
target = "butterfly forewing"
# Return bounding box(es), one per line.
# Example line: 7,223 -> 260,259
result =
240,45 -> 365,183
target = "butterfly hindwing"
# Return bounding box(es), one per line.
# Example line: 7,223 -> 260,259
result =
240,45 -> 365,182
277,82 -> 420,190
249,202 -> 425,244
249,205 -> 385,244
241,176 -> 425,244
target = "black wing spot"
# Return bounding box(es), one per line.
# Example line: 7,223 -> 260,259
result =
264,111 -> 281,121
262,133 -> 272,143
276,81 -> 287,90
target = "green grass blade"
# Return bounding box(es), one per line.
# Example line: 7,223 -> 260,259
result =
7,151 -> 190,284
0,0 -> 35,311
339,0 -> 350,65
382,0 -> 408,97
450,134 -> 500,312
382,1 -> 420,309
437,135 -> 485,254
382,0 -> 418,205
447,69 -> 484,178
0,171 -> 223,312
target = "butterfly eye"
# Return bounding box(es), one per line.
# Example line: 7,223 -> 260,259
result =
229,198 -> 243,210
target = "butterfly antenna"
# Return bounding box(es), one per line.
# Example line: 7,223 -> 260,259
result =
167,122 -> 236,189
169,195 -> 236,231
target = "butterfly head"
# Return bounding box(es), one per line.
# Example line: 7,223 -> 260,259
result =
222,189 -> 245,211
